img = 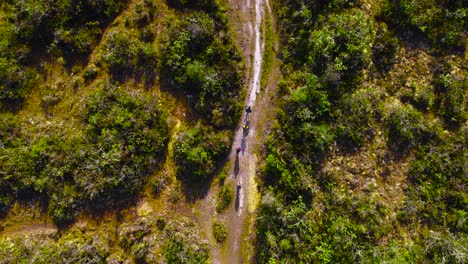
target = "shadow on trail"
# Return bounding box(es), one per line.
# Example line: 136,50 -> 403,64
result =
235,184 -> 241,212
234,155 -> 240,178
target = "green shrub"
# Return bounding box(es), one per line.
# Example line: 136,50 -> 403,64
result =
434,74 -> 467,125
215,184 -> 234,213
381,0 -> 466,50
384,103 -> 433,152
136,43 -> 158,84
174,124 -> 231,183
408,134 -> 466,231
167,0 -> 217,12
105,32 -> 137,78
336,87 -> 382,149
162,11 -> 243,128
212,221 -> 228,243
164,232 -> 209,264
83,64 -> 98,82
372,23 -> 399,72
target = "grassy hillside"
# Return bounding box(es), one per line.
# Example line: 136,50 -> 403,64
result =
0,0 -> 243,262
255,0 -> 466,263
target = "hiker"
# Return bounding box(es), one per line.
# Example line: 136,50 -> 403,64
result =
246,106 -> 252,113
237,182 -> 241,189
236,147 -> 242,155
242,125 -> 249,130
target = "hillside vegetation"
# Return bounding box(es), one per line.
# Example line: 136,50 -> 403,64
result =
255,0 -> 466,263
0,0 -> 242,262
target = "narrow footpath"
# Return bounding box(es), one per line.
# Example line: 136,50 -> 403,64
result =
196,0 -> 278,262
222,0 -> 265,262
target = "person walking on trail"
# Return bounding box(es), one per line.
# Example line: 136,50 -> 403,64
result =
236,147 -> 242,155
242,125 -> 249,130
246,106 -> 252,113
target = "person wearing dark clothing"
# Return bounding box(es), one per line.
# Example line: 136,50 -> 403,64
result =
246,106 -> 252,113
236,147 -> 242,154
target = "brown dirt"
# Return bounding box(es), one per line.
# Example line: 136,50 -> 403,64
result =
196,0 -> 281,263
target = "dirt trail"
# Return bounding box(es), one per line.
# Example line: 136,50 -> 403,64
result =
197,0 -> 273,263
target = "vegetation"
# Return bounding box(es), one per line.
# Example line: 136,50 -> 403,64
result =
174,124 -> 231,184
212,221 -> 228,243
1,0 -> 242,260
162,10 -> 244,128
0,0 -> 465,261
216,183 -> 234,213
255,0 -> 466,262
0,0 -> 127,106
0,83 -> 168,224
0,213 -> 208,263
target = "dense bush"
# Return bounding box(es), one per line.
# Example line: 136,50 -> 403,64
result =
174,124 -> 231,183
12,0 -> 127,57
0,0 -> 126,104
256,0 -> 467,262
381,0 -> 466,51
434,73 -> 467,126
0,83 -> 169,225
105,32 -> 137,78
277,74 -> 334,164
212,221 -> 228,243
384,103 -> 434,152
281,8 -> 375,95
335,87 -> 382,149
215,184 -> 234,213
164,232 -> 209,264
162,12 -> 243,128
372,23 -> 399,72
167,0 -> 217,12
406,134 -> 467,232
0,22 -> 36,104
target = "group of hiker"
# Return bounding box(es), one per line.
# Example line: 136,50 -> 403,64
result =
236,106 -> 252,189
242,106 -> 252,130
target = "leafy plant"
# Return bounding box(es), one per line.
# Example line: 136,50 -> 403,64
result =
212,221 -> 228,243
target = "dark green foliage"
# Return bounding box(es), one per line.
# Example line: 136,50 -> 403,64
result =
167,0 -> 217,12
162,12 -> 243,128
372,23 -> 399,72
12,0 -> 127,56
278,74 -> 334,164
0,22 -> 36,104
104,31 -> 158,83
281,8 -> 374,95
0,0 -> 126,103
136,43 -> 158,84
174,124 -> 231,183
105,32 -> 137,78
381,0 -> 466,51
308,10 -> 374,89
